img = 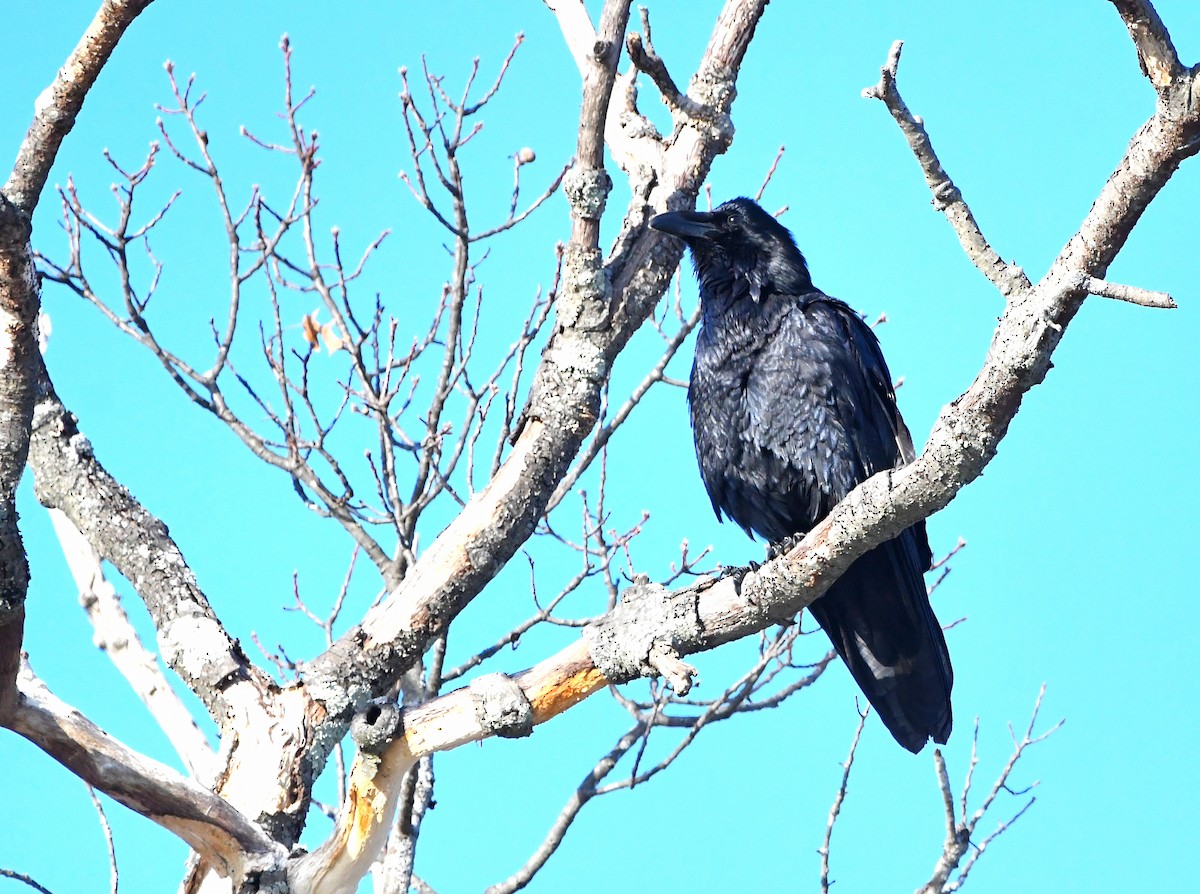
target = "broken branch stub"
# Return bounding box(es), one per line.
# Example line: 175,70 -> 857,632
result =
583,577 -> 700,691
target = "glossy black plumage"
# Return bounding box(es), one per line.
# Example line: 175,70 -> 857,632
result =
651,197 -> 953,752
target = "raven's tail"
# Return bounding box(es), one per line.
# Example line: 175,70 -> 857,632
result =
806,528 -> 953,753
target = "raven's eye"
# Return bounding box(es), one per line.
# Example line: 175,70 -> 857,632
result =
725,213 -> 738,226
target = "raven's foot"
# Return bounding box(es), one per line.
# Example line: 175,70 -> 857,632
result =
725,560 -> 761,586
723,561 -> 761,603
766,533 -> 804,560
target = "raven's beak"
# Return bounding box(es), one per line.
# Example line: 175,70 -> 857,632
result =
649,209 -> 718,241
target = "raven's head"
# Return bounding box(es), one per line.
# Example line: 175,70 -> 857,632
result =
650,197 -> 812,302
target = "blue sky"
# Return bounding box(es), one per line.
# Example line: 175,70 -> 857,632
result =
2,1 -> 1198,892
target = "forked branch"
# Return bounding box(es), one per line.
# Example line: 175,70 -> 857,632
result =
916,686 -> 1063,893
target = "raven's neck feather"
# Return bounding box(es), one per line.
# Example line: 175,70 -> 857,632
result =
694,249 -> 814,311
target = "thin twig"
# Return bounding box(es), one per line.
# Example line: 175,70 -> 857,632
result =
85,784 -> 118,894
754,144 -> 785,201
915,686 -> 1062,893
819,707 -> 869,894
0,870 -> 55,894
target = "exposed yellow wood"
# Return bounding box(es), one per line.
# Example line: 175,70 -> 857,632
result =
516,638 -> 608,724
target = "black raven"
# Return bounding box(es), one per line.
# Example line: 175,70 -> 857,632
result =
650,197 -> 952,752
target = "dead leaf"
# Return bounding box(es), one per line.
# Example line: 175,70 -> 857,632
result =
300,308 -> 322,349
320,321 -> 345,354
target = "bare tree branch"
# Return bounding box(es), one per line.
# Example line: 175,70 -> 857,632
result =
0,216 -> 35,708
8,5 -> 1195,891
862,41 -> 1031,298
85,784 -> 118,894
819,708 -> 869,894
1,0 -> 158,732
28,362 -> 274,727
0,868 -> 55,894
1,658 -> 284,886
755,144 -> 786,202
370,755 -> 435,894
1075,272 -> 1176,308
1110,0 -> 1184,89
626,8 -> 701,118
916,686 -> 1062,893
4,0 -> 157,214
48,508 -> 216,780
485,724 -> 644,894
290,639 -> 606,892
543,0 -> 599,79
28,362 -> 323,857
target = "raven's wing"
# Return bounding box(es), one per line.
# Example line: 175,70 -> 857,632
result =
746,294 -> 951,751
744,296 -> 913,509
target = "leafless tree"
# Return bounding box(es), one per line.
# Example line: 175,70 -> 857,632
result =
0,1 -> 1192,892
